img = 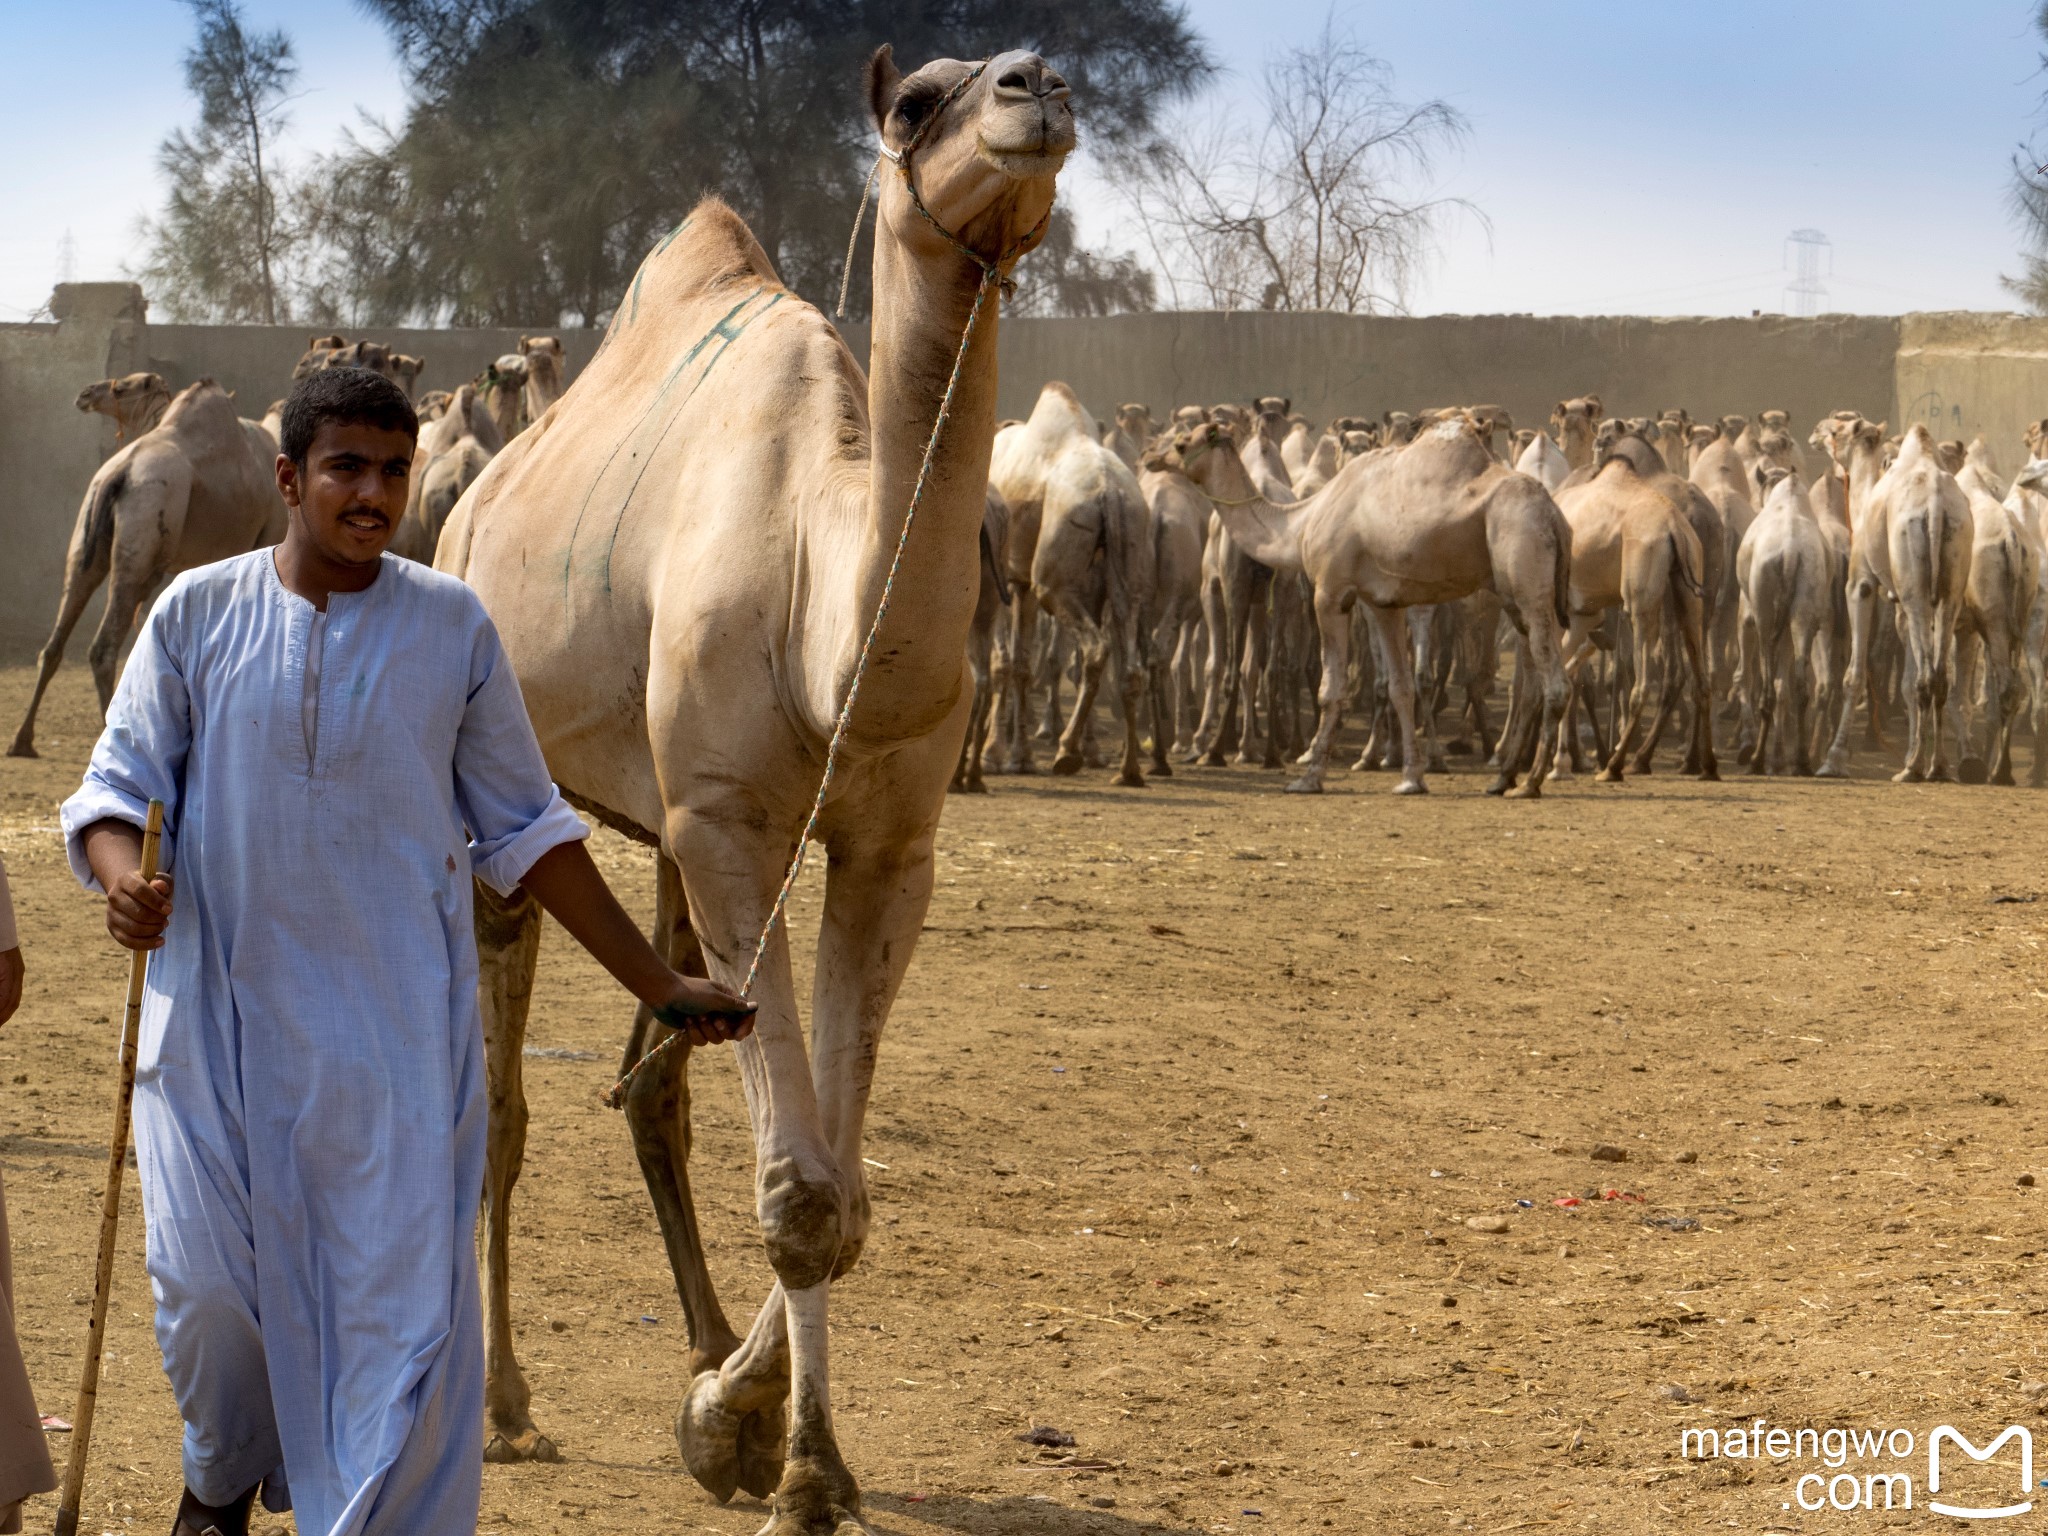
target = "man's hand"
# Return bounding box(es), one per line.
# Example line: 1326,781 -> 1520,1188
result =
82,818 -> 174,952
649,973 -> 758,1047
107,870 -> 175,952
0,949 -> 20,1027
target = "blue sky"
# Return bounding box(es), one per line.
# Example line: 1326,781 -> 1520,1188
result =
6,1 -> 2045,319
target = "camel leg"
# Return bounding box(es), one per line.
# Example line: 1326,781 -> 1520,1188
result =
7,545 -> 113,758
1110,613 -> 1149,788
1926,600 -> 1960,783
1818,577 -> 1879,777
1146,621 -> 1175,778
1598,603 -> 1660,784
953,622 -> 994,793
1034,619 -> 1064,746
1052,617 -> 1112,777
1234,574 -> 1272,766
1895,607 -> 1933,783
1289,591 -> 1351,794
1002,588 -> 1040,773
1172,616 -> 1202,759
667,807 -> 851,1527
474,881 -> 561,1464
1992,624 -> 2022,786
1503,610 -> 1569,799
1410,607 -> 1449,774
1361,605 -> 1427,794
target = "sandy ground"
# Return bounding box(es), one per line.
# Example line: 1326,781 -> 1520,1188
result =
5,662 -> 2048,1534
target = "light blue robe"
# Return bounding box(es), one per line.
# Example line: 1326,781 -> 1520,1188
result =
61,550 -> 586,1535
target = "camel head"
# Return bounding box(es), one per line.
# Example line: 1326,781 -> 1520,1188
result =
1171,404 -> 1207,431
1550,396 -> 1600,434
2025,419 -> 2048,460
1162,420 -> 1241,490
1208,403 -> 1253,446
1592,417 -> 1625,458
1659,407 -> 1692,435
1114,403 -> 1154,441
1382,410 -> 1417,446
1511,427 -> 1537,456
1717,414 -> 1748,443
1466,403 -> 1513,448
1253,396 -> 1290,444
1757,408 -> 1792,436
75,371 -> 172,441
2014,456 -> 2048,495
387,353 -> 426,398
293,335 -> 348,379
519,336 -> 564,388
1340,429 -> 1377,461
864,46 -> 1073,286
1934,439 -> 1966,475
416,389 -> 453,422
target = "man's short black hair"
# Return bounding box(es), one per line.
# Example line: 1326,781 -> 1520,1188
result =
280,366 -> 418,465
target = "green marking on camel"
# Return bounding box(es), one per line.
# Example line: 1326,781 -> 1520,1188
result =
631,218 -> 695,325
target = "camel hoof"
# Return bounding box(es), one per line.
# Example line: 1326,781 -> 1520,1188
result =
1049,752 -> 1083,777
1484,776 -> 1511,797
953,779 -> 989,795
1928,765 -> 1955,784
1593,768 -> 1623,784
483,1427 -> 561,1464
1284,775 -> 1323,794
1503,779 -> 1542,800
1115,770 -> 1148,788
1696,764 -> 1720,782
1994,766 -> 2017,787
1891,766 -> 1924,784
3,741 -> 35,761
1392,778 -> 1428,796
1813,760 -> 1848,779
1958,756 -> 1989,785
735,1401 -> 788,1501
1150,761 -> 1174,779
677,1371 -> 747,1503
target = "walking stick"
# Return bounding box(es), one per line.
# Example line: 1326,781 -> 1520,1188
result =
54,799 -> 163,1536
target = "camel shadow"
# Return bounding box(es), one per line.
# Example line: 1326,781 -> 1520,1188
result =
863,1490 -> 1203,1535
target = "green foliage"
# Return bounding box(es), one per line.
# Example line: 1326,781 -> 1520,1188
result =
138,0 -> 302,323
312,0 -> 1208,325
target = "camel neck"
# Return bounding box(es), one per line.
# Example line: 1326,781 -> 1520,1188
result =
845,228 -> 1001,741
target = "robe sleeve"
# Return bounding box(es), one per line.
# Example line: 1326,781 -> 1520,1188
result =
61,589 -> 193,892
453,614 -> 588,897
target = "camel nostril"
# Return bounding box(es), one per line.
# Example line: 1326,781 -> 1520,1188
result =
995,67 -> 1034,95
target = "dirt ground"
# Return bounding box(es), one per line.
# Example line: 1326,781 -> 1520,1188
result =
7,661 -> 2048,1535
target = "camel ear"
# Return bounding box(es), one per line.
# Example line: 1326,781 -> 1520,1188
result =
865,45 -> 902,135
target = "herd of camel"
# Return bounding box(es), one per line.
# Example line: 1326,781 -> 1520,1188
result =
970,385 -> 2048,798
8,331 -> 565,758
5,39 -> 2041,1533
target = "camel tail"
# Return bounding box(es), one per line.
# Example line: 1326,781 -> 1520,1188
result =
75,468 -> 126,583
1668,531 -> 1705,599
1099,482 -> 1143,665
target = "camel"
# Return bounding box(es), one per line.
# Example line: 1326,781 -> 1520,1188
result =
1189,414 -> 1296,768
1949,446 -> 2038,783
952,486 -> 1012,793
388,352 -> 426,399
1551,395 -> 1602,469
1655,408 -> 1693,475
2005,458 -> 2048,781
1103,402 -> 1154,469
292,333 -> 348,377
1136,455 -> 1209,766
1467,404 -> 1514,462
435,44 -> 1072,1528
1756,409 -> 1808,476
1382,409 -> 1419,447
391,382 -> 496,563
519,334 -> 566,425
1167,413 -> 1572,796
10,380 -> 285,756
1550,434 -> 1717,783
1736,468 -> 1836,774
1280,415 -> 1319,482
75,372 -> 171,443
1514,428 -> 1569,492
479,353 -> 530,444
1690,417 -> 1758,698
989,383 -> 1154,782
1816,421 -> 1973,781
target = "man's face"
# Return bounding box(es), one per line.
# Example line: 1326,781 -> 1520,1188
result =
277,419 -> 414,567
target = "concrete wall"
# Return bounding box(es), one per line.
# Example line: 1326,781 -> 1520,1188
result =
7,289 -> 2048,663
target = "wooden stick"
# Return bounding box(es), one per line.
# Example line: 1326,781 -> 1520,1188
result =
53,799 -> 163,1536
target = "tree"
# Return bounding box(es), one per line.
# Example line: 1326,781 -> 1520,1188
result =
138,0 -> 302,323
2009,3 -> 2048,312
1118,20 -> 1472,313
309,0 -> 1210,326
1006,211 -> 1156,318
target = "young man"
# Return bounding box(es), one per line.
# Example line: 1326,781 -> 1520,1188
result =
61,367 -> 755,1536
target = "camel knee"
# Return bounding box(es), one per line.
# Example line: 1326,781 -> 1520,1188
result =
758,1158 -> 844,1291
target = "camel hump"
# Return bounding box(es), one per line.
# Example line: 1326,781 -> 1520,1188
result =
633,198 -> 785,305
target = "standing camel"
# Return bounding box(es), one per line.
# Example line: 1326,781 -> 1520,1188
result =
990,382 -> 1154,782
11,380 -> 284,757
435,46 -> 1072,1532
1737,468 -> 1836,774
953,486 -> 1012,793
1137,453 -> 1211,766
1552,395 -> 1602,470
1167,414 -> 1572,796
1816,422 -> 1972,781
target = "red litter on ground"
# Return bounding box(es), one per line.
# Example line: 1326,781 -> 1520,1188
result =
39,1415 -> 69,1432
1552,1196 -> 1582,1208
1601,1189 -> 1644,1202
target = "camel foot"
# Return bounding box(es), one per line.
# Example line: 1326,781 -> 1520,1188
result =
3,738 -> 35,761
760,1449 -> 863,1536
1734,741 -> 1755,767
1928,763 -> 1955,784
1958,756 -> 1989,786
1695,763 -> 1720,782
1813,757 -> 1849,779
678,1370 -> 787,1503
1150,760 -> 1174,779
1503,778 -> 1543,800
1746,759 -> 1766,777
1392,778 -> 1428,796
1115,768 -> 1148,788
1545,764 -> 1573,783
1593,767 -> 1623,784
1630,757 -> 1654,776
1993,764 -> 2017,787
952,778 -> 989,795
483,1425 -> 562,1464
1284,773 -> 1324,794
1049,751 -> 1083,777
1891,765 -> 1924,784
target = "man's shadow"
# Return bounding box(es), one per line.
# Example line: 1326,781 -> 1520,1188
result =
864,1490 -> 1205,1535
